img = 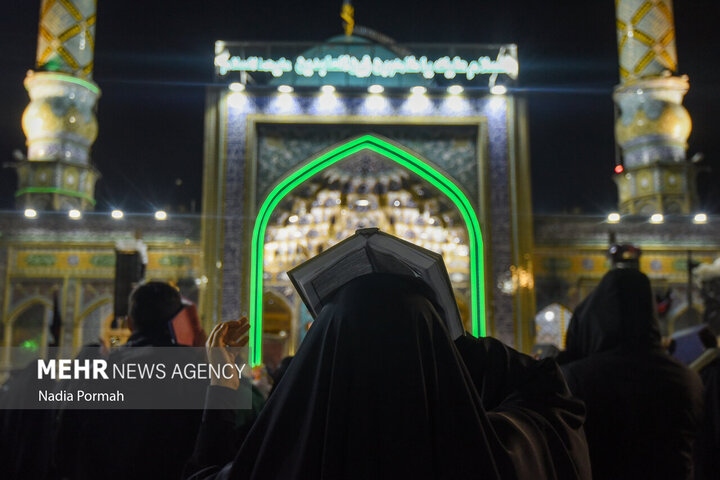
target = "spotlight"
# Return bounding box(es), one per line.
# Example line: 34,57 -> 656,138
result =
650,213 -> 664,224
317,88 -> 338,110
154,210 -> 168,221
364,93 -> 388,112
68,209 -> 81,220
490,85 -> 507,95
693,213 -> 708,224
227,92 -> 247,109
410,86 -> 427,95
544,311 -> 555,321
367,84 -> 384,94
406,89 -> 431,113
277,85 -> 294,93
24,208 -> 37,219
607,212 -> 621,223
229,82 -> 245,92
447,85 -> 464,95
111,209 -> 124,219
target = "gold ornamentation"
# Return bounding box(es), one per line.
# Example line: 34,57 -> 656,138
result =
616,0 -> 677,80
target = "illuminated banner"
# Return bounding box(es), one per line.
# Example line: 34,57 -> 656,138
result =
214,40 -> 518,86
215,52 -> 518,80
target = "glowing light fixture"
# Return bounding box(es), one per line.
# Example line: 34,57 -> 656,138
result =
228,92 -> 247,109
288,214 -> 299,223
367,84 -> 384,94
406,89 -> 431,113
607,212 -> 621,223
544,311 -> 555,321
410,86 -> 427,95
24,208 -> 37,219
490,84 -> 507,95
614,165 -> 624,174
317,90 -> 338,110
320,85 -> 336,93
229,82 -> 245,92
249,135 -> 486,366
355,199 -> 370,207
693,213 -> 708,224
155,210 -> 168,221
650,213 -> 664,224
68,209 -> 81,220
277,85 -> 294,93
273,90 -> 298,112
364,93 -> 389,112
447,85 -> 464,95
111,209 -> 124,219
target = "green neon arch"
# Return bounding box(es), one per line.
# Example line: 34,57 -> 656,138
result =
249,135 -> 485,366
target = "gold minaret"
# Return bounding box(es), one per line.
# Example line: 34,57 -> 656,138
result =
13,0 -> 101,212
613,0 -> 695,214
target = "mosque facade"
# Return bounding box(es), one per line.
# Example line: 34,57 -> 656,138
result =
2,0 -> 718,371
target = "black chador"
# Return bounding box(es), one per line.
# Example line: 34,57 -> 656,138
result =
188,274 -> 591,479
558,268 -> 703,480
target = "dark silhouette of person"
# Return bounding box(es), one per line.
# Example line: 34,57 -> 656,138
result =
691,342 -> 720,480
186,273 -> 591,479
55,281 -> 207,480
268,355 -> 293,397
557,268 -> 703,480
0,362 -> 58,480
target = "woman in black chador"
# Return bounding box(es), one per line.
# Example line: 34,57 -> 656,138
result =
188,273 -> 590,479
557,268 -> 703,480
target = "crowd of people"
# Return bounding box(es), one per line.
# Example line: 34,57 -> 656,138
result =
0,266 -> 718,479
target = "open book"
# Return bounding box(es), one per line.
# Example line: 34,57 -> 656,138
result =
287,228 -> 465,339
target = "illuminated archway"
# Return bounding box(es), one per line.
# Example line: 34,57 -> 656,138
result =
77,297 -> 113,347
249,134 -> 485,365
7,298 -> 52,366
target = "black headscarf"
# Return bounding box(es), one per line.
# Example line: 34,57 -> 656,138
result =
560,268 -> 662,363
189,273 -> 590,479
557,268 -> 703,480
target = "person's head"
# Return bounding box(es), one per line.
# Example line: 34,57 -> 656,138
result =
128,281 -> 182,334
564,268 -> 661,359
608,244 -> 641,270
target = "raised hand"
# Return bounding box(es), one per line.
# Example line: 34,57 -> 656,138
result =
205,317 -> 250,389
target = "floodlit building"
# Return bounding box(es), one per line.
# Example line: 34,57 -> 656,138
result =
2,0 -> 718,371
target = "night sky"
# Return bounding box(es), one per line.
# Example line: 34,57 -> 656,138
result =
1,1 -> 718,214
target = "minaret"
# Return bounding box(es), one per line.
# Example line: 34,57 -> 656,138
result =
13,0 -> 100,212
613,0 -> 694,215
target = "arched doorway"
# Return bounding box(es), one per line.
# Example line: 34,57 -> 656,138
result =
8,299 -> 51,368
262,291 -> 293,371
249,134 -> 485,365
76,298 -> 113,348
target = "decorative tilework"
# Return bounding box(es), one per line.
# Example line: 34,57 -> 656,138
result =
616,0 -> 677,80
220,92 -> 516,345
36,0 -> 97,78
255,123 -> 479,203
